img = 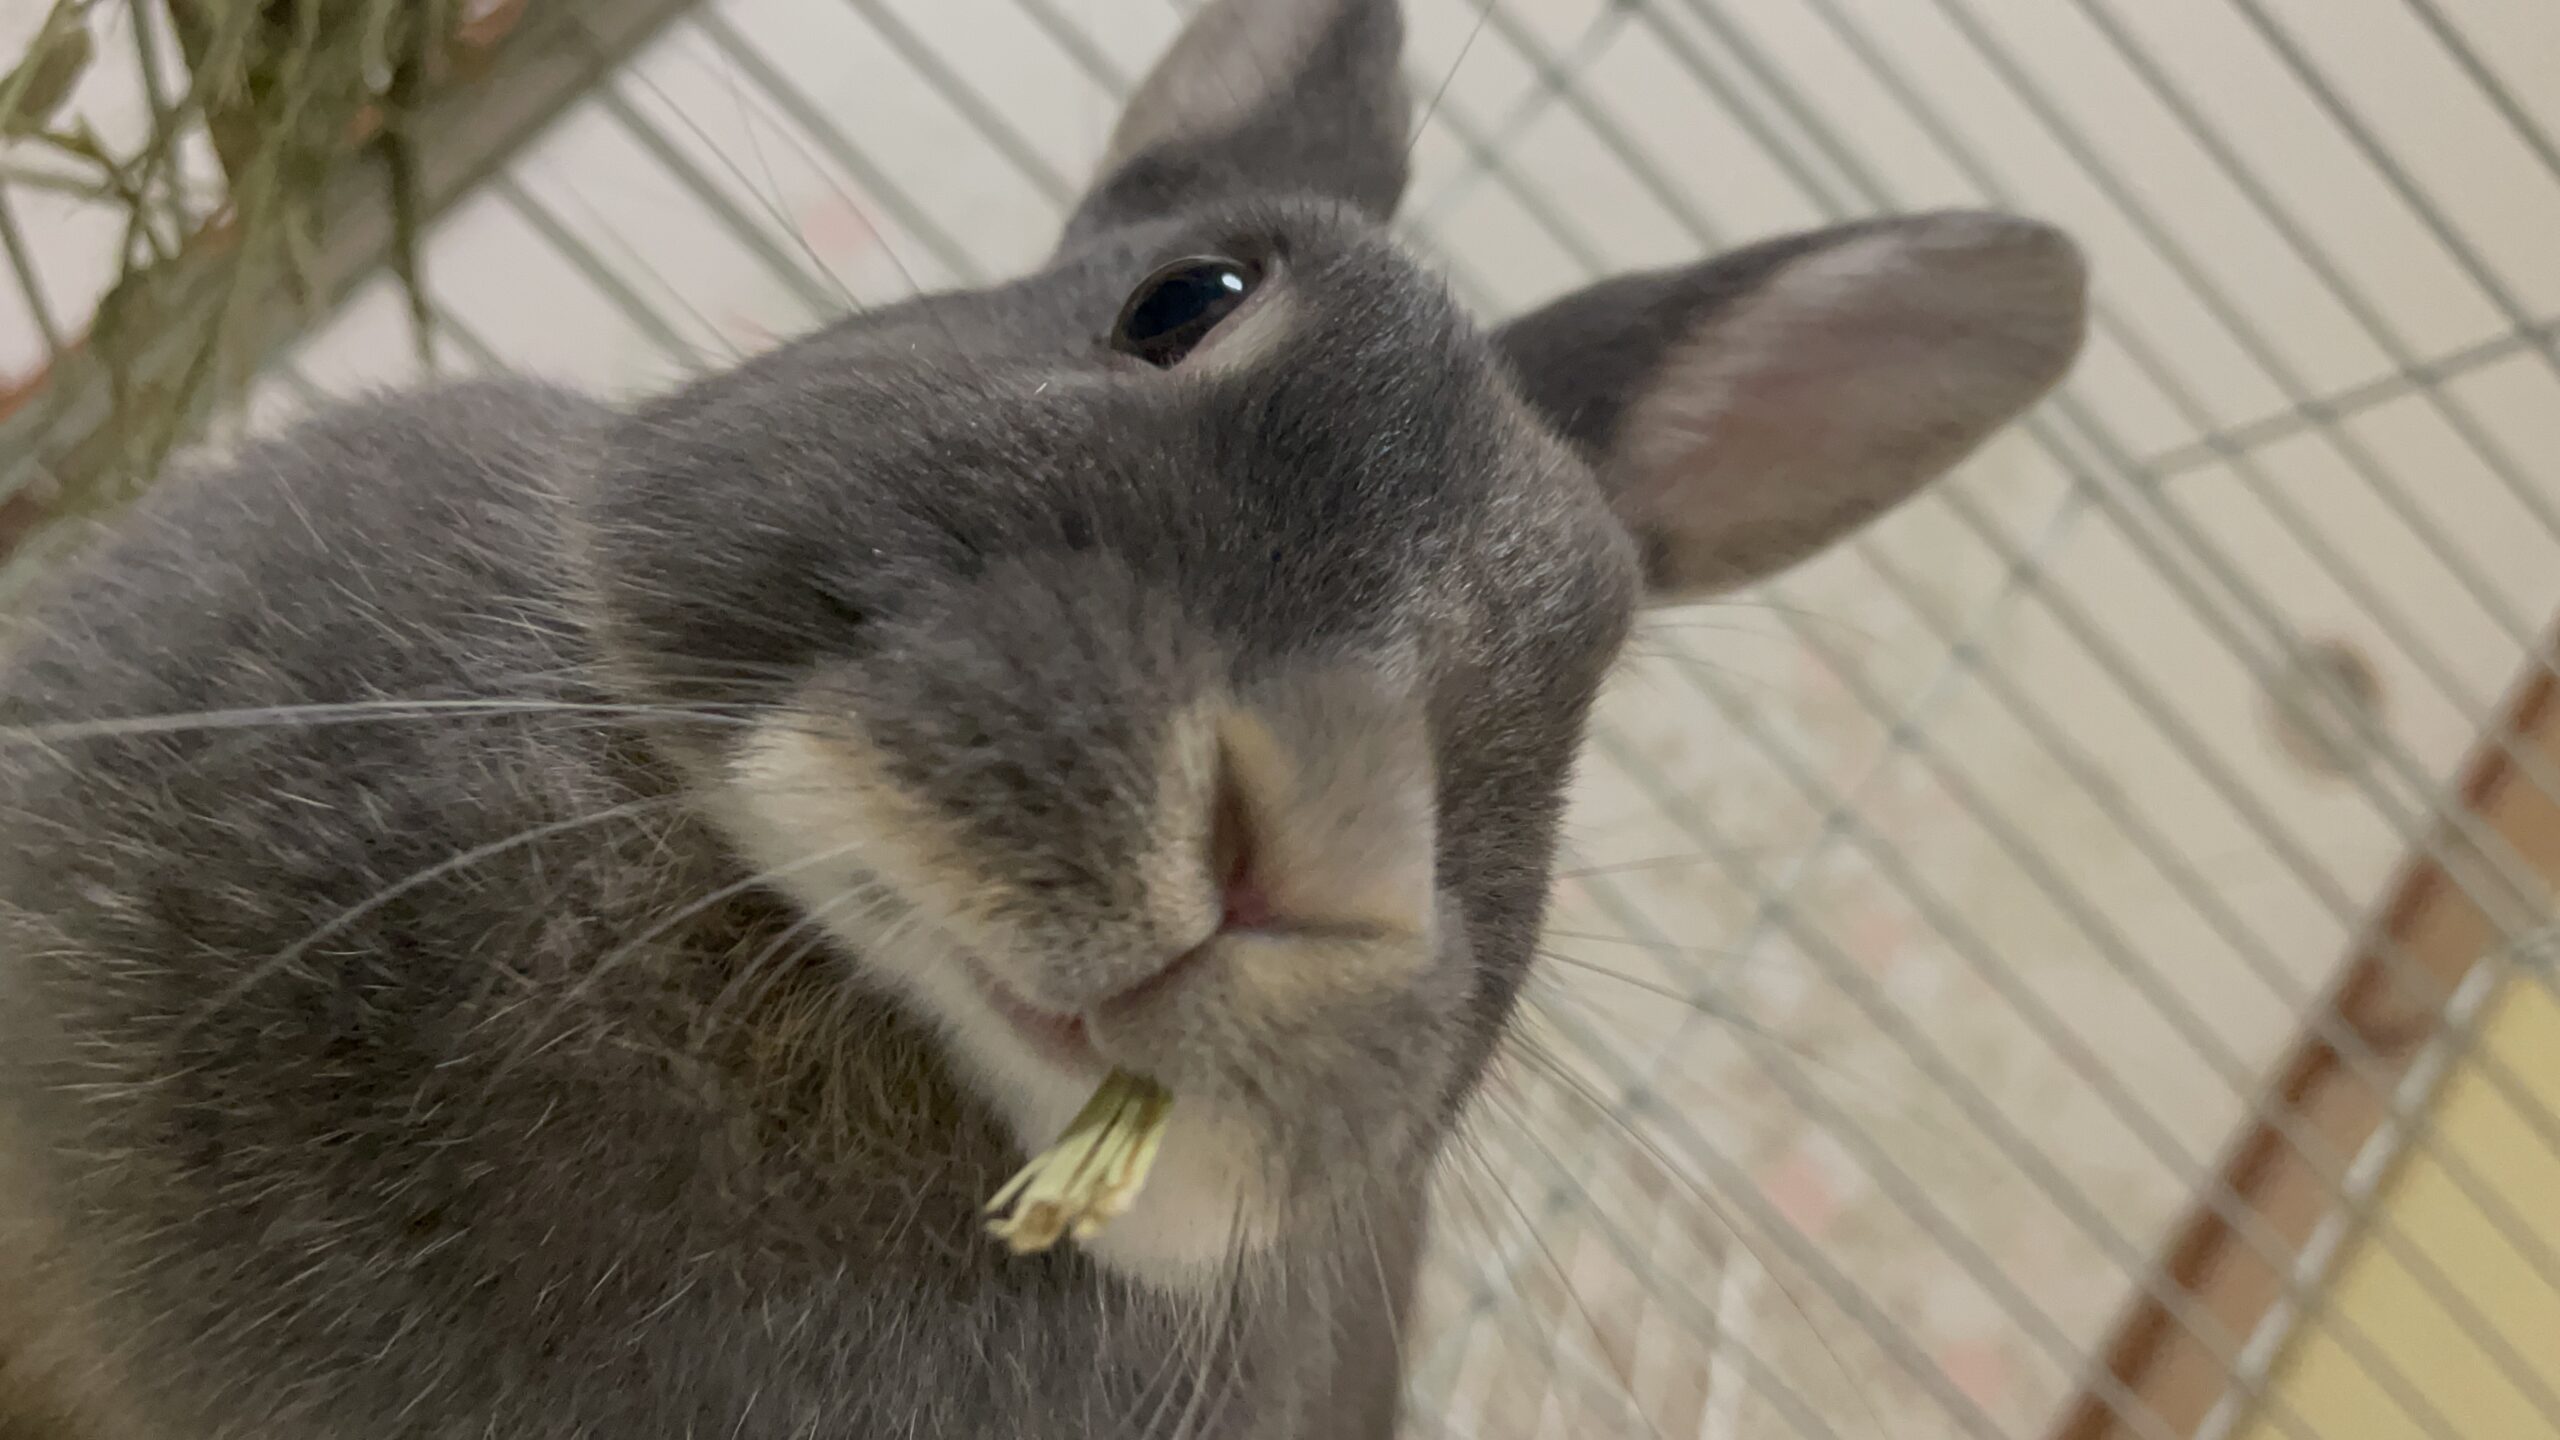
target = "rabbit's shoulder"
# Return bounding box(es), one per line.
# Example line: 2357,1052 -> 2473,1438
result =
0,379 -> 656,1055
0,381 -> 624,882
6,379 -> 610,714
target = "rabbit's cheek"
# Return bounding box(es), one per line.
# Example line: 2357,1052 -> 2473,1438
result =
713,714 -> 1000,943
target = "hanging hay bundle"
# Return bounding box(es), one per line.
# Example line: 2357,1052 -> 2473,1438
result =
0,0 -> 521,493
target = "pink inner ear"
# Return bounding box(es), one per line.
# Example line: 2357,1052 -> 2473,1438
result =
1610,226 -> 2083,597
1612,319 -> 1901,589
1709,308 -> 1955,473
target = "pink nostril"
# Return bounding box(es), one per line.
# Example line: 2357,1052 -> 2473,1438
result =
1221,874 -> 1275,933
1209,747 -> 1277,933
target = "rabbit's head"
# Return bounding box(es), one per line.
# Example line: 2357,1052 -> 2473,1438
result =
576,0 -> 2085,1286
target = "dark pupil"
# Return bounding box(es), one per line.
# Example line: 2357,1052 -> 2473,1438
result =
1112,256 -> 1255,367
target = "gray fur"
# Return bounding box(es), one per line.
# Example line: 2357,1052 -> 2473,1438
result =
1066,0 -> 1409,242
0,1 -> 2086,1435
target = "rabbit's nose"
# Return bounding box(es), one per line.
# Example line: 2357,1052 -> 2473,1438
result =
1089,744 -> 1310,1021
1101,666 -> 1439,1009
1197,675 -> 1438,946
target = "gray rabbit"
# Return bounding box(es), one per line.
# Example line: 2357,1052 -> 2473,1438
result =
0,0 -> 2086,1435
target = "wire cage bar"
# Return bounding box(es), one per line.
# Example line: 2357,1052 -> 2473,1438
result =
4,1 -> 2558,1437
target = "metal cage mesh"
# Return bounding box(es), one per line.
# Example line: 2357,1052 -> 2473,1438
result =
5,2 -> 2559,1438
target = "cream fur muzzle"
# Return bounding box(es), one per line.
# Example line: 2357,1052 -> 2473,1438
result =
713,676 -> 1439,1290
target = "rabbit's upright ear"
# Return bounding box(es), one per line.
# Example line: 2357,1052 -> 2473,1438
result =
1062,0 -> 1409,243
1498,212 -> 2088,601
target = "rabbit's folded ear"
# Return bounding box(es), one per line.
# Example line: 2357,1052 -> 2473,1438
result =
1497,212 -> 2088,600
1061,0 -> 1409,243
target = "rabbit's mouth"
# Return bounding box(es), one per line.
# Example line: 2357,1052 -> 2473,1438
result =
965,959 -> 1105,1074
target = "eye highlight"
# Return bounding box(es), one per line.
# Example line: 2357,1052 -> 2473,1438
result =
1110,256 -> 1260,368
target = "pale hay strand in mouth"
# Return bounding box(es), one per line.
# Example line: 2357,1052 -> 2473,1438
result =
985,1068 -> 1175,1255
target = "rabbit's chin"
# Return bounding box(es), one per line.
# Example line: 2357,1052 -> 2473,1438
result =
883,918 -> 1291,1290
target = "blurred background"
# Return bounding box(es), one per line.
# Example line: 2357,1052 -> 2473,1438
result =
3,2 -> 2557,1437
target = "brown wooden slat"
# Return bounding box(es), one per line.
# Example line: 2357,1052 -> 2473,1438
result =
2051,637 -> 2560,1440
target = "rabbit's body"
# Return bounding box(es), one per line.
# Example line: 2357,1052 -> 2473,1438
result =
0,382 -> 1409,1436
0,2 -> 2086,1435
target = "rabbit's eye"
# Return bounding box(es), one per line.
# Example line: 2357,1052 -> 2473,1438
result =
1111,256 -> 1259,367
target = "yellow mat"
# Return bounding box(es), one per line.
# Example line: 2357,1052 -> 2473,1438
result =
2233,967 -> 2560,1440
